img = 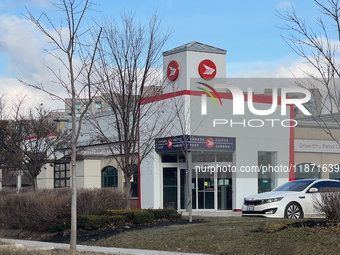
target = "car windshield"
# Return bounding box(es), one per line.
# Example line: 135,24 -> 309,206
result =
274,180 -> 315,192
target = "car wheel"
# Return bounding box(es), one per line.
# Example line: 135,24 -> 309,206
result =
285,202 -> 303,219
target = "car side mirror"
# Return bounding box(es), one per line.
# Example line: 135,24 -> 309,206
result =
309,187 -> 318,193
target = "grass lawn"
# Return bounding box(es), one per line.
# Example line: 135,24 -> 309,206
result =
86,216 -> 340,254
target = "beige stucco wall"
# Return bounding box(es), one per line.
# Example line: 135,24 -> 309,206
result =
37,163 -> 55,189
37,155 -> 126,189
295,127 -> 340,141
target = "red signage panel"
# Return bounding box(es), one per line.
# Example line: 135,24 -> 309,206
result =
198,59 -> 216,80
167,60 -> 179,81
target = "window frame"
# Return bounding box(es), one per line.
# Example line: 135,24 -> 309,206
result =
54,162 -> 70,188
101,166 -> 118,188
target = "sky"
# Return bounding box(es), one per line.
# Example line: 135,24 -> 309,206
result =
0,0 -> 334,112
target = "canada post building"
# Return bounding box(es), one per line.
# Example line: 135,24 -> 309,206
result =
140,42 -> 294,211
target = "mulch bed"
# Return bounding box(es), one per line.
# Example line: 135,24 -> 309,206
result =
0,219 -> 203,244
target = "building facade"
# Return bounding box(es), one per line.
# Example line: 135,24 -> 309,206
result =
36,41 -> 340,213
140,42 -> 293,211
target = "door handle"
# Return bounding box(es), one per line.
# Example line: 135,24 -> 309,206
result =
298,196 -> 305,199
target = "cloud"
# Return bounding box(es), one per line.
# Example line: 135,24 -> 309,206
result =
276,1 -> 293,10
0,15 -> 45,75
0,14 -> 69,112
227,55 -> 327,79
229,37 -> 340,79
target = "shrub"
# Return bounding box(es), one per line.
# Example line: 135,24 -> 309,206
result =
77,188 -> 129,215
50,215 -> 126,232
50,209 -> 182,231
0,188 -> 129,231
99,209 -> 134,222
147,208 -> 179,220
0,188 -> 71,231
133,210 -> 154,224
313,189 -> 340,221
77,215 -> 126,230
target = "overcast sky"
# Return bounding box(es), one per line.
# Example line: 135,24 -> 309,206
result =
0,0 -> 334,112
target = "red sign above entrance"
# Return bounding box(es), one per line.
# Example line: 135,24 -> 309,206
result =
167,60 -> 179,81
167,138 -> 173,149
198,59 -> 216,80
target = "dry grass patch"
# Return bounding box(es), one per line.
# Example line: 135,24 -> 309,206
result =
87,217 -> 340,254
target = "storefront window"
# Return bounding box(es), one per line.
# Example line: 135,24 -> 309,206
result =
258,151 -> 276,193
179,154 -> 186,163
295,163 -> 320,180
162,154 -> 177,163
192,152 -> 215,162
162,154 -> 186,163
329,164 -> 340,180
216,152 -> 233,162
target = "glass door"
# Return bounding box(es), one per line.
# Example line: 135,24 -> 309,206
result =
197,170 -> 214,209
217,169 -> 232,210
163,167 -> 177,210
180,169 -> 186,210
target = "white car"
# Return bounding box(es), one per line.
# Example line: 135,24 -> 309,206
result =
242,179 -> 340,219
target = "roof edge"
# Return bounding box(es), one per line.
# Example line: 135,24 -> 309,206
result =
163,41 -> 227,56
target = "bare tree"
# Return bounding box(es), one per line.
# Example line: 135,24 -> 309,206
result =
18,0 -> 102,251
169,91 -> 193,222
277,0 -> 340,136
0,96 -> 69,191
0,93 -> 13,187
89,12 -> 170,204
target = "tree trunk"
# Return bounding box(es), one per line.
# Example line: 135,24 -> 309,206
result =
186,158 -> 192,223
70,94 -> 77,251
125,175 -> 131,209
33,176 -> 38,192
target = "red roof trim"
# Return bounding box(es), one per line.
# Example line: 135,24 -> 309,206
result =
25,133 -> 56,140
141,90 -> 284,105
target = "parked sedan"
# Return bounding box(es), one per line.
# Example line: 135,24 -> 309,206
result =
242,179 -> 340,219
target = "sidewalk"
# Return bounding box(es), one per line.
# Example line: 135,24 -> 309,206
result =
0,238 -> 210,255
181,211 -> 241,217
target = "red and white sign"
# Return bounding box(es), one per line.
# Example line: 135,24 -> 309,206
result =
206,138 -> 215,148
123,175 -> 134,183
167,60 -> 179,81
167,138 -> 173,149
198,59 -> 216,80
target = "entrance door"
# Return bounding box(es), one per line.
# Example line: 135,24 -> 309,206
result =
163,167 -> 177,210
197,171 -> 214,209
192,163 -> 233,210
217,170 -> 232,210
